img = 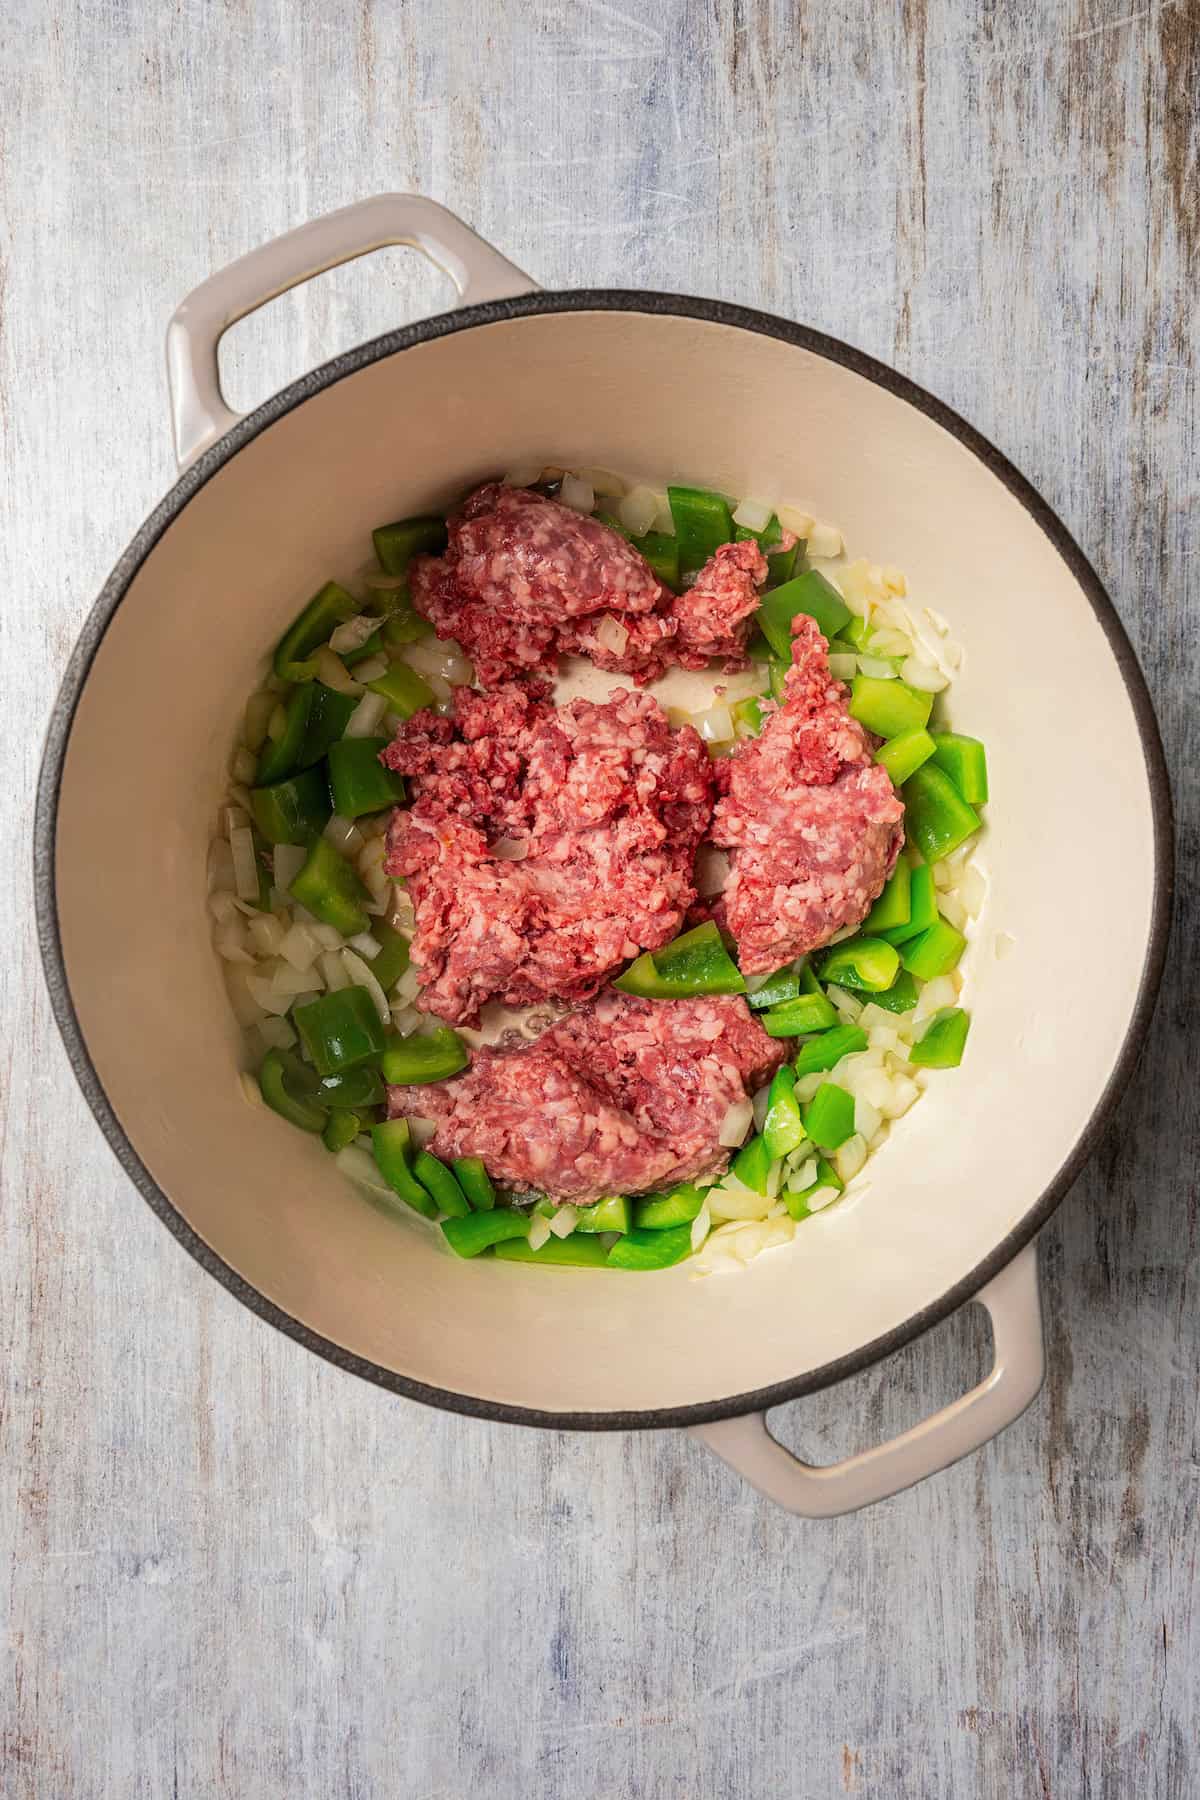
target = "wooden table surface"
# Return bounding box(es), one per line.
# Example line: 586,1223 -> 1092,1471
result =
2,3 -> 1196,1795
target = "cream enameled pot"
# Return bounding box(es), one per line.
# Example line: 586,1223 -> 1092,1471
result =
36,196 -> 1172,1516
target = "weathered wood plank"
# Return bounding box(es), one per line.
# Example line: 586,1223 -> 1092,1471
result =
1,1 -> 1195,1794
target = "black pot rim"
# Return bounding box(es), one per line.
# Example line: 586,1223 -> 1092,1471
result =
34,289 -> 1175,1432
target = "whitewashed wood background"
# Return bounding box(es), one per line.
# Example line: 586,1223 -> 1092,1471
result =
2,2 -> 1196,1795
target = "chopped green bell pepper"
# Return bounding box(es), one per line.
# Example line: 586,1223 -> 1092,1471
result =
380,1028 -> 468,1085
294,985 -> 387,1076
301,684 -> 359,765
495,1234 -> 611,1268
341,628 -> 385,668
667,485 -> 735,573
802,1082 -> 856,1150
370,1118 -> 439,1217
367,662 -> 437,719
909,1006 -> 971,1068
757,570 -> 852,657
381,605 -> 434,647
441,1209 -> 530,1257
863,970 -> 919,1014
413,1149 -> 470,1218
784,1155 -> 844,1220
289,836 -> 372,936
848,676 -> 934,739
372,514 -> 449,577
574,1195 -> 632,1234
258,1047 -> 328,1133
763,1065 -> 807,1160
761,991 -> 839,1037
875,726 -> 937,787
452,1156 -> 496,1212
768,657 -> 790,703
273,581 -> 359,682
832,614 -> 872,653
368,923 -> 411,996
791,1024 -> 868,1075
319,1064 -> 385,1109
747,966 -> 802,1010
931,732 -> 989,805
731,696 -> 764,738
255,683 -> 315,785
632,529 -> 682,591
817,936 -> 900,994
612,921 -> 746,998
863,861 -> 911,934
632,1183 -> 704,1230
606,1223 -> 694,1270
327,736 -> 406,819
746,630 -> 775,663
903,764 -> 981,864
249,768 -> 332,846
879,862 -> 938,945
731,1133 -> 773,1194
322,1109 -> 365,1153
901,917 -> 967,980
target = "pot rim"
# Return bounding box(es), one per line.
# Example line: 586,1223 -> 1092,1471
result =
34,289 -> 1175,1430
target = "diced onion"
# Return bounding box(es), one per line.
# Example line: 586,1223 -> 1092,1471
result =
528,1214 -> 552,1251
208,837 -> 236,894
880,1076 -> 920,1119
313,646 -> 363,696
709,1183 -> 772,1223
224,965 -> 266,1027
765,1158 -> 783,1199
242,690 -> 278,752
342,949 -> 390,1025
788,1157 -> 817,1193
310,923 -> 345,951
272,844 -> 307,894
230,747 -> 257,786
276,920 -> 319,972
246,973 -> 294,1016
856,656 -> 897,680
208,890 -> 240,925
330,614 -> 379,655
752,1083 -> 772,1133
834,1134 -> 868,1182
868,628 -> 913,658
577,466 -> 625,497
806,1185 -> 841,1214
827,985 -> 863,1024
247,914 -> 286,959
501,462 -> 544,488
239,1070 -> 265,1109
319,950 -> 351,992
694,845 -> 730,898
389,1003 -> 422,1037
392,965 -> 422,1008
342,691 -> 388,739
958,864 -> 987,918
347,931 -> 382,960
939,893 -> 968,931
777,505 -> 814,539
351,654 -> 389,684
732,496 -> 774,533
807,522 -> 844,558
213,919 -> 253,963
827,653 -> 858,680
692,704 -> 734,744
269,959 -> 319,998
549,1205 -> 580,1239
718,1098 -> 754,1147
617,485 -> 659,536
490,836 -> 529,861
690,1202 -> 712,1252
915,975 -> 958,1019
229,826 -> 261,902
900,656 -> 949,693
594,614 -> 629,657
253,1015 -> 298,1053
402,637 -> 475,686
324,815 -> 365,856
854,1095 -> 882,1141
560,474 -> 595,514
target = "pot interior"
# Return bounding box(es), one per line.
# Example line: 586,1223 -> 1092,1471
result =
50,306 -> 1162,1417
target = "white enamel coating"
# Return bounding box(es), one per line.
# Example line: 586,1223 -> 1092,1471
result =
166,194 -> 537,469
50,200 -> 1162,1513
691,1241 -> 1044,1515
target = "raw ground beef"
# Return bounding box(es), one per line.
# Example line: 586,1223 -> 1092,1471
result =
382,685 -> 716,1025
386,991 -> 784,1203
409,483 -> 769,684
710,613 -> 905,974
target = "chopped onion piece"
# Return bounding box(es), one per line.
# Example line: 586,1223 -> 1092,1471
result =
752,1083 -> 772,1133
915,975 -> 958,1020
807,522 -> 843,558
939,893 -> 968,931
827,985 -> 863,1024
788,1157 -> 817,1194
709,1183 -> 772,1223
900,656 -> 949,693
311,923 -> 345,952
854,1095 -> 882,1141
403,637 -> 475,686
528,1213 -> 552,1252
246,973 -> 293,1016
389,1003 -> 422,1037
719,1097 -> 754,1147
213,919 -> 253,963
272,844 -> 307,894
834,1134 -> 868,1183
342,949 -> 390,1025
330,614 -> 380,655
617,484 -> 659,536
695,845 -> 730,898
278,921 -> 321,972
239,1071 -> 265,1110
501,462 -> 544,489
270,959 -> 320,998
958,864 -> 987,917
319,950 -> 351,992
224,965 -> 266,1027
324,814 -> 365,856
351,654 -> 389,684
765,1158 -> 783,1199
560,474 -> 595,514
242,690 -> 278,752
347,931 -> 382,960
548,1205 -> 580,1239
693,704 -> 734,744
732,496 -> 774,533
777,505 -> 814,539
690,1202 -> 711,1252
313,646 -> 362,696
343,690 -> 389,739
856,656 -> 897,680
392,965 -> 422,1008
247,914 -> 286,958
230,747 -> 257,786
868,628 -> 913,658
208,890 -> 240,925
578,466 -> 625,497
806,1185 -> 841,1214
828,653 -> 858,681
229,826 -> 261,902
490,836 -> 529,861
594,614 -> 629,657
208,838 -> 236,894
881,1076 -> 920,1119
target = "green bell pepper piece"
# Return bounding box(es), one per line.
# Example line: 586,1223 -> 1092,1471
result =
632,1183 -> 704,1230
289,836 -> 372,936
381,605 -> 434,646
802,1082 -> 856,1150
249,767 -> 332,846
879,863 -> 938,945
863,861 -> 911,934
784,1155 -> 844,1220
301,684 -> 359,765
368,923 -> 411,996
318,1064 -> 385,1109
495,1234 -> 612,1268
746,630 -> 775,663
294,985 -> 387,1077
341,628 -> 385,668
761,991 -> 839,1037
732,1133 -> 773,1194
612,921 -> 746,998
413,1149 -> 470,1218
863,970 -> 919,1014
730,696 -> 764,738
875,726 -> 937,787
832,614 -> 872,653
380,1028 -> 468,1085
763,1065 -> 807,1160
322,1109 -> 365,1153
747,966 -> 802,1010
757,570 -> 852,657
931,732 -> 989,805
768,657 -> 790,703
273,581 -> 359,682
791,1024 -> 868,1075
327,737 -> 406,819
632,529 -> 682,591
606,1223 -> 694,1271
372,515 -> 449,576
817,936 -> 900,994
574,1195 -> 632,1234
903,764 -> 981,864
258,1047 -> 328,1133
441,1209 -> 530,1257
370,1118 -> 439,1217
255,683 -> 316,785
848,676 -> 933,739
367,662 -> 437,719
901,917 -> 967,980
452,1156 -> 496,1212
594,511 -> 632,538
909,1006 -> 971,1068
667,485 -> 735,573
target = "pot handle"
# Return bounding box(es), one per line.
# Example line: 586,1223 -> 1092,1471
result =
165,194 -> 538,470
690,1240 -> 1043,1517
